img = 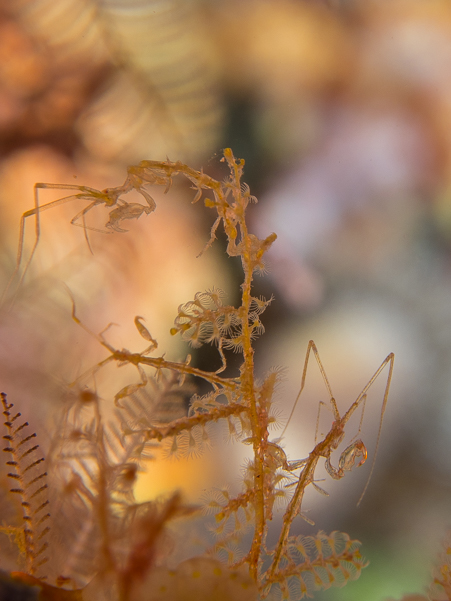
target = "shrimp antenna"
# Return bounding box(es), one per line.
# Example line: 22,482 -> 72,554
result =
356,352 -> 395,506
281,340 -> 334,439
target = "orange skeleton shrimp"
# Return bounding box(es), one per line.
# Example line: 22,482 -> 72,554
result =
2,177 -> 157,305
268,341 -> 394,580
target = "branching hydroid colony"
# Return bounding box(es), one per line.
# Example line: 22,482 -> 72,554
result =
1,150 -> 395,600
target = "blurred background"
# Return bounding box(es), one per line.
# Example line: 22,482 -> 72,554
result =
0,0 -> 451,598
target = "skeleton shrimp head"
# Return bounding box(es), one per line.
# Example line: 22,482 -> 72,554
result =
100,186 -> 126,207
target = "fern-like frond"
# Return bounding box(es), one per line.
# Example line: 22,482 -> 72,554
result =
262,531 -> 368,600
15,0 -> 222,163
1,393 -> 50,577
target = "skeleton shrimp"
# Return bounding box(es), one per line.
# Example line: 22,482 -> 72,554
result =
1,174 -> 157,306
1,156 -> 222,307
269,341 -> 394,579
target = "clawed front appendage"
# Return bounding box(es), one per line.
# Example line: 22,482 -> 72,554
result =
325,439 -> 368,480
105,202 -> 155,232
